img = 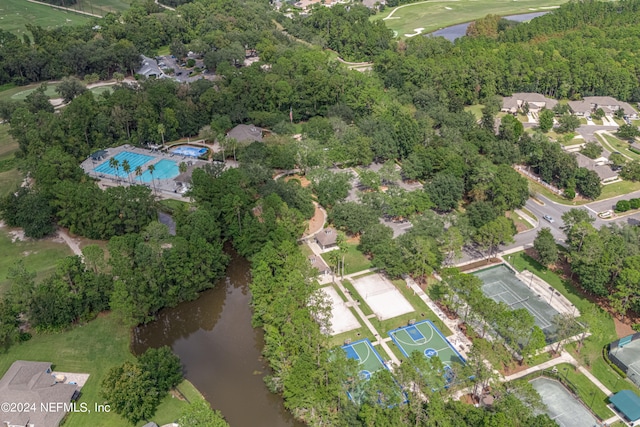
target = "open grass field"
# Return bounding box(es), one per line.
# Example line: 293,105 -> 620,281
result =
0,123 -> 22,199
0,228 -> 73,295
321,242 -> 372,275
371,0 -> 568,39
0,81 -> 59,102
0,314 -> 195,427
0,0 -> 88,37
506,251 -> 640,397
62,0 -> 133,17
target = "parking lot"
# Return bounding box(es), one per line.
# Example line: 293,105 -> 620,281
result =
157,54 -> 213,83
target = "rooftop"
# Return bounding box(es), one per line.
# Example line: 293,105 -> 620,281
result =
574,152 -> 619,182
226,124 -> 263,143
315,227 -> 337,247
610,390 -> 640,422
0,361 -> 80,427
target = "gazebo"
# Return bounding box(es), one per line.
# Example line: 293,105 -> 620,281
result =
610,390 -> 640,425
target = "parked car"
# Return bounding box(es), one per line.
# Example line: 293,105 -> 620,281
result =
543,215 -> 554,223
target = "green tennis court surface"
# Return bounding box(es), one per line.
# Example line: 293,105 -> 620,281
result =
389,320 -> 465,368
342,338 -> 388,379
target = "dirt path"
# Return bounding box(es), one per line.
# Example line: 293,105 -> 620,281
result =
304,202 -> 326,237
57,227 -> 83,258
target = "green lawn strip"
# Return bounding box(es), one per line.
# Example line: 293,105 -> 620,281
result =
0,0 -> 88,37
507,210 -> 533,231
520,207 -> 537,222
596,133 -> 640,161
372,0 -> 570,38
391,279 -> 452,336
525,350 -> 553,367
157,198 -> 190,214
341,279 -> 373,316
385,339 -> 407,362
0,228 -> 73,295
0,123 -> 19,161
67,0 -> 133,16
527,179 -> 587,205
504,252 -> 640,395
349,271 -> 376,281
554,363 -> 611,420
599,180 -> 640,200
329,326 -> 374,348
371,312 -> 419,343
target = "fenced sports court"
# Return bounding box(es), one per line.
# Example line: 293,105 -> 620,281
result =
388,320 -> 465,369
530,377 -> 598,427
609,333 -> 640,388
473,265 -> 561,334
320,286 -> 361,335
351,273 -> 414,320
342,339 -> 388,380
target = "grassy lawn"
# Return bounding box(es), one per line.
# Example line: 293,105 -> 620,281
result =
329,326 -> 374,348
0,314 -> 196,427
596,133 -> 640,162
0,228 -> 73,295
463,104 -> 484,121
554,363 -> 611,420
321,243 -> 372,276
372,0 -> 569,38
521,207 -> 537,222
63,0 -> 132,17
505,251 -> 640,396
0,81 -> 59,102
528,180 -> 585,205
0,0 -> 88,36
0,123 -> 22,197
0,123 -> 18,161
157,198 -> 190,214
599,180 -> 640,200
391,278 -> 452,336
506,210 -> 534,231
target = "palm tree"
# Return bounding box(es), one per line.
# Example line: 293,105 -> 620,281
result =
134,165 -> 143,184
147,163 -> 156,194
109,158 -> 120,184
122,159 -> 131,185
179,162 -> 187,174
157,124 -> 166,147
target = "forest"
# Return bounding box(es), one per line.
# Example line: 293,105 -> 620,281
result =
0,0 -> 640,425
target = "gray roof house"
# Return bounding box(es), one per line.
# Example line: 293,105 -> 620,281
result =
136,55 -> 166,79
226,124 -> 263,143
0,361 -> 79,427
308,254 -> 331,275
569,96 -> 639,118
501,93 -> 558,113
574,152 -> 619,183
315,227 -> 338,250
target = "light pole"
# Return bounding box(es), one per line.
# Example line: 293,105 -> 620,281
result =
549,286 -> 555,304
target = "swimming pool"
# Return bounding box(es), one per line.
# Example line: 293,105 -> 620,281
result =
171,146 -> 207,157
93,151 -> 154,178
136,159 -> 179,183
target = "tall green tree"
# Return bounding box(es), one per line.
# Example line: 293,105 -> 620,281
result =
534,228 -> 558,267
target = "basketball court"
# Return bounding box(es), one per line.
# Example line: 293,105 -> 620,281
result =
474,265 -> 562,334
319,286 -> 361,335
530,377 -> 598,427
342,339 -> 388,379
388,320 -> 465,369
351,273 -> 414,320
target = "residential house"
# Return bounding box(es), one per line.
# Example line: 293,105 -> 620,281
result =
226,124 -> 264,143
569,96 -> 639,118
136,55 -> 166,79
501,93 -> 558,114
0,361 -> 79,427
308,254 -> 331,275
573,152 -> 619,184
315,227 -> 338,250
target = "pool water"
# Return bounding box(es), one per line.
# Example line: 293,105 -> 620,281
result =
93,151 -> 153,177
171,146 -> 207,157
136,159 -> 179,183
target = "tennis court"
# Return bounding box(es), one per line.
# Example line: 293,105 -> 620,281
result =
342,339 -> 388,379
531,377 -> 598,427
474,265 -> 561,334
609,334 -> 640,388
389,320 -> 465,368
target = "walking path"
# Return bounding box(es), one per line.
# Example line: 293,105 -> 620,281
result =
57,227 -> 83,258
332,278 -> 401,367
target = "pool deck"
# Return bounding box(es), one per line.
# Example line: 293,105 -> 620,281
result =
81,144 -> 219,199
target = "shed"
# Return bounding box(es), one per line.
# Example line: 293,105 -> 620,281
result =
610,390 -> 640,424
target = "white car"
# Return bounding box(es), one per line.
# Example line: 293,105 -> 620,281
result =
543,215 -> 554,223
